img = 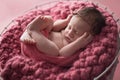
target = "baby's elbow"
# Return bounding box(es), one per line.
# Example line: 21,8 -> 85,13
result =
49,46 -> 59,56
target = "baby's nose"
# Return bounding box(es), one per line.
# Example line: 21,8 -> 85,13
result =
68,30 -> 74,38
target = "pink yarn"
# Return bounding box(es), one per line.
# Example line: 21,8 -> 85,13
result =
0,1 -> 118,80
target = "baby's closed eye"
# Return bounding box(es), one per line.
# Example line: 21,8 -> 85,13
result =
74,31 -> 79,35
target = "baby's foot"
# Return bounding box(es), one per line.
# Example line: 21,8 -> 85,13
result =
28,15 -> 53,31
20,30 -> 36,44
23,38 -> 36,44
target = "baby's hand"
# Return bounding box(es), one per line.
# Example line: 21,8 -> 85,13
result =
77,32 -> 93,48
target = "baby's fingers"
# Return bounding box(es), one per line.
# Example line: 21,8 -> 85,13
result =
81,32 -> 93,42
28,39 -> 36,44
80,32 -> 89,38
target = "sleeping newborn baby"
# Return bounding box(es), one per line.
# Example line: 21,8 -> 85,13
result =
20,7 -> 106,57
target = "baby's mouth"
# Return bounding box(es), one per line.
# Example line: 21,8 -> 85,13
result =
64,36 -> 72,43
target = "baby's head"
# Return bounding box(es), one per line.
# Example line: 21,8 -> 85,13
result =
64,7 -> 106,42
74,7 -> 106,35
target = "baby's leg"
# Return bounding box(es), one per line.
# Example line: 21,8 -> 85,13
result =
20,30 -> 35,44
28,15 -> 53,31
25,15 -> 59,56
20,15 -> 53,44
30,30 -> 59,56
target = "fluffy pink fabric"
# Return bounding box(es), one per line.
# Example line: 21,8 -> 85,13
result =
0,1 -> 118,80
21,43 -> 80,67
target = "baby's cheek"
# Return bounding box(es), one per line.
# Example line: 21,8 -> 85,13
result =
64,30 -> 68,35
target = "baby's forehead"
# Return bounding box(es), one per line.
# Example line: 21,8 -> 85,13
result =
72,16 -> 90,27
70,16 -> 91,32
71,15 -> 82,23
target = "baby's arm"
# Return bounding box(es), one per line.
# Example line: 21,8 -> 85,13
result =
59,33 -> 93,57
53,14 -> 72,31
28,15 -> 53,32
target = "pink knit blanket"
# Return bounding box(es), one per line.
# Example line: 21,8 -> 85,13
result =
0,1 -> 118,80
21,43 -> 80,67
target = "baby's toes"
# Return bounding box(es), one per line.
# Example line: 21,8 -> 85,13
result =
40,16 -> 48,23
41,16 -> 45,20
40,16 -> 46,20
23,39 -> 28,43
23,39 -> 30,44
31,39 -> 36,44
37,16 -> 44,21
43,17 -> 49,22
27,39 -> 35,44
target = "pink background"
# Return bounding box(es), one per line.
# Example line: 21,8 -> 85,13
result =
0,0 -> 120,80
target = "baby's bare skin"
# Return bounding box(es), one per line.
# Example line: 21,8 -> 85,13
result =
20,7 -> 105,57
49,30 -> 71,49
21,15 -> 70,49
20,16 -> 53,44
20,30 -> 35,44
20,15 -> 93,57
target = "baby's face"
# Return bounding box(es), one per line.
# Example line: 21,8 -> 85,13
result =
64,15 -> 90,43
